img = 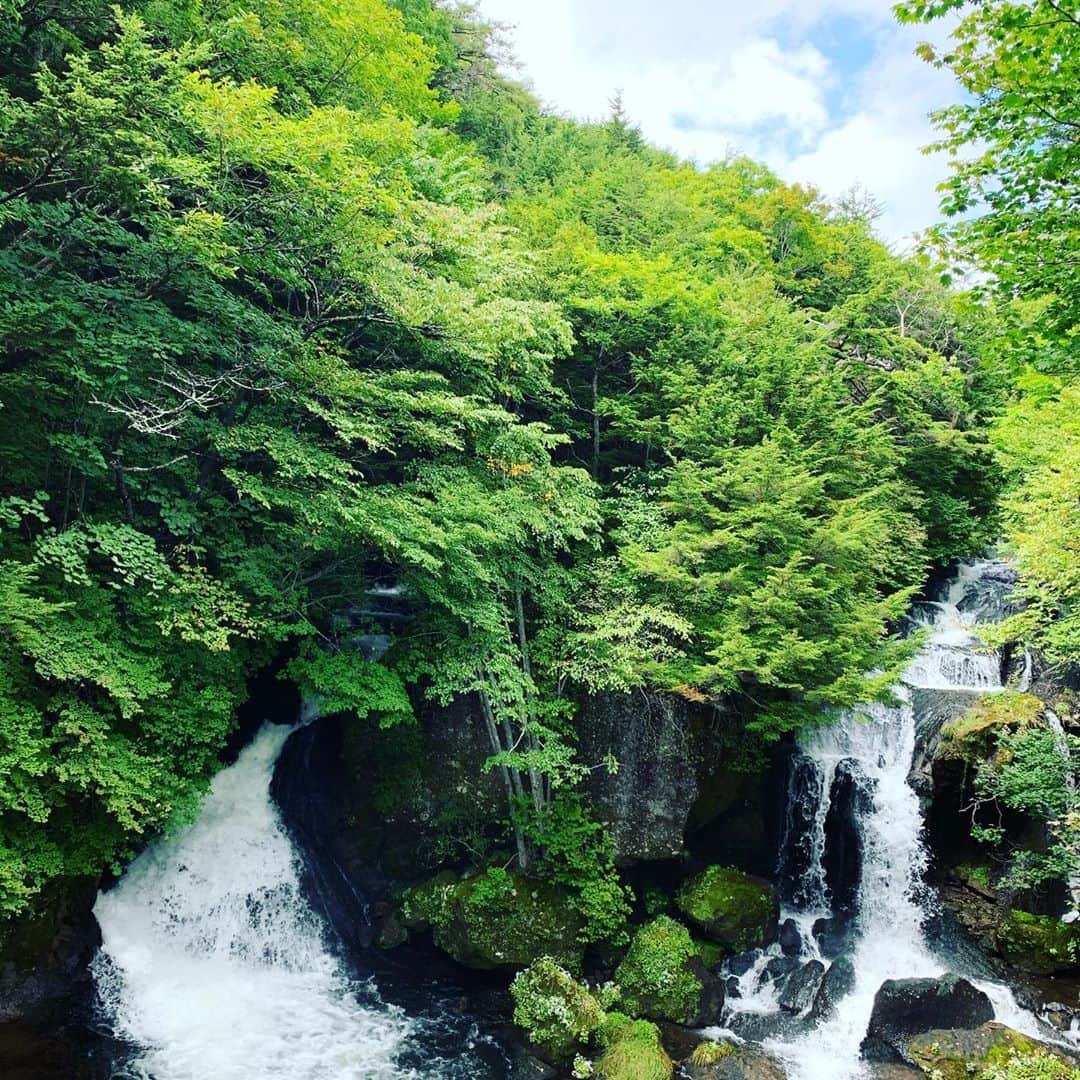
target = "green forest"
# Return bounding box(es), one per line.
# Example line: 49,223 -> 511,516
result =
0,2 -> 1077,1057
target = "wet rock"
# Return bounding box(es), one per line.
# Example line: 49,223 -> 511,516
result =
811,915 -> 849,959
777,960 -> 825,1014
725,951 -> 759,977
809,955 -> 855,1020
682,1040 -> 786,1079
0,878 -> 101,1023
578,692 -> 704,864
763,956 -> 799,983
776,755 -> 825,909
676,867 -> 780,953
1042,1000 -> 1079,1033
725,976 -> 741,998
778,919 -> 802,958
823,759 -> 872,914
861,974 -> 994,1064
906,1022 -> 1080,1079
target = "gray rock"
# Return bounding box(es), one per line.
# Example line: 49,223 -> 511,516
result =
778,919 -> 802,958
810,956 -> 856,1020
778,960 -> 825,1014
861,974 -> 994,1064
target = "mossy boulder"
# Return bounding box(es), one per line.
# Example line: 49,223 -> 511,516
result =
937,692 -> 1044,765
907,1023 -> 1079,1080
676,867 -> 779,953
614,916 -> 723,1025
400,867 -> 584,970
995,910 -> 1080,975
595,1013 -> 674,1080
511,958 -> 604,1063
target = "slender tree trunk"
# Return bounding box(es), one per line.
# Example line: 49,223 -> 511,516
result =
479,688 -> 528,870
591,362 -> 601,479
514,588 -> 546,816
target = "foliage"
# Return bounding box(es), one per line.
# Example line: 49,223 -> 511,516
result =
690,1041 -> 735,1066
981,1051 -> 1080,1080
613,916 -> 702,1024
896,0 -> 1079,376
0,0 -> 1004,917
676,866 -> 779,952
510,957 -> 604,1062
594,1014 -> 673,1080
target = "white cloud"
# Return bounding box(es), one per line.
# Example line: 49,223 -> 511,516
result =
474,0 -> 960,243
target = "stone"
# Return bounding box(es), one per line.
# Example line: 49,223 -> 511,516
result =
682,1041 -> 787,1079
811,915 -> 849,959
906,1022 -> 1080,1080
615,917 -> 723,1025
777,960 -> 825,1014
763,956 -> 799,983
995,909 -> 1080,976
0,878 -> 101,1024
401,869 -> 584,971
676,867 -> 780,954
809,956 -> 855,1020
778,919 -> 802,958
725,951 -> 759,977
823,759 -> 872,914
861,974 -> 994,1064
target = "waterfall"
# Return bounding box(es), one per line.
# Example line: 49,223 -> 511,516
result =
91,723 -> 462,1080
714,561 -> 1064,1079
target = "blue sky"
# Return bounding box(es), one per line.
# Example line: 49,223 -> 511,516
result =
474,0 -> 961,245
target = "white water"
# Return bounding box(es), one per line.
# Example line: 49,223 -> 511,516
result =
719,561 -> 1063,1079
92,723 -> 422,1080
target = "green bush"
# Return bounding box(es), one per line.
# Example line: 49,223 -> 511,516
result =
595,1014 -> 673,1080
613,916 -> 702,1023
511,957 -> 604,1062
676,866 -> 779,952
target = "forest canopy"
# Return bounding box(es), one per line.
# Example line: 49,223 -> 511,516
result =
0,0 -> 1017,921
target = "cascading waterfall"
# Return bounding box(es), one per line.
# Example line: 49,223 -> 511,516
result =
714,561 -> 1065,1079
91,722 -> 485,1080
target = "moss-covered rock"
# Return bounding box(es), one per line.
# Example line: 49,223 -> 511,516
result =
937,692 -> 1044,764
511,958 -> 604,1063
595,1013 -> 674,1080
400,867 -> 584,970
399,869 -> 459,930
907,1023 -> 1079,1080
614,916 -> 711,1024
995,910 -> 1080,975
676,867 -> 779,953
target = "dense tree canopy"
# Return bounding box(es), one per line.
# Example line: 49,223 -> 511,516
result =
0,0 -> 1003,922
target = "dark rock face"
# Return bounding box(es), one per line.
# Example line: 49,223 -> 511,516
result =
578,691 -> 703,864
777,960 -> 825,1014
764,956 -> 799,983
776,755 -> 824,909
809,956 -> 855,1020
778,919 -> 802,958
823,760 -> 872,914
0,879 -> 101,1024
811,915 -> 850,959
861,974 -> 994,1064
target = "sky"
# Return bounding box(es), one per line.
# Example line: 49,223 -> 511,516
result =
473,0 -> 961,246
